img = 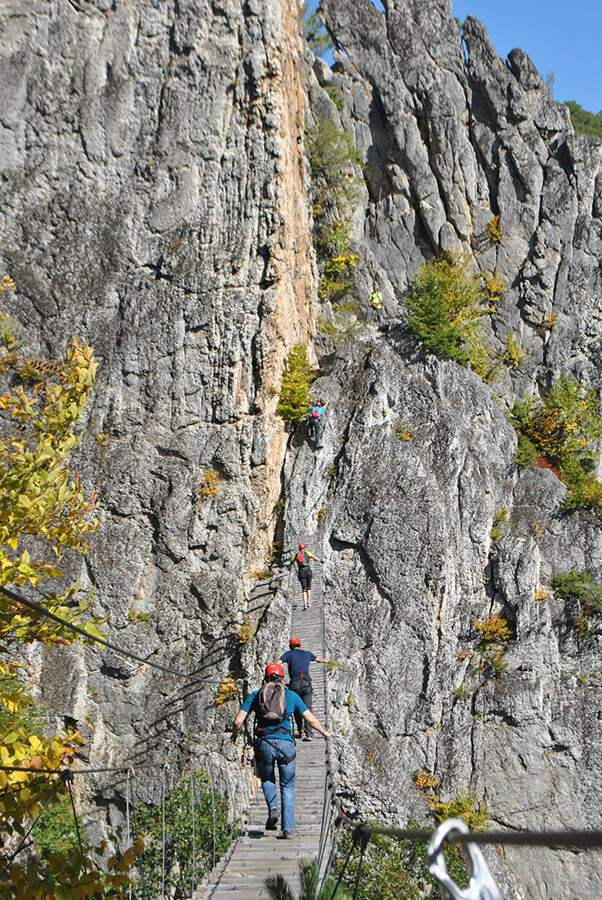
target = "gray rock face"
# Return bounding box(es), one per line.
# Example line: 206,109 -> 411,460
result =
308,0 -> 602,894
2,0 -> 602,896
0,0 -> 312,822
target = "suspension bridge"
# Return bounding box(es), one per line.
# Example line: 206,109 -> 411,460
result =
195,533 -> 335,898
4,545 -> 602,899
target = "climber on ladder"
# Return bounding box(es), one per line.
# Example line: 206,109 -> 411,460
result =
308,399 -> 327,449
290,543 -> 322,610
231,662 -> 330,839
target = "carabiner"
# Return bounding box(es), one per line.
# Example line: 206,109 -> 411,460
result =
427,818 -> 502,900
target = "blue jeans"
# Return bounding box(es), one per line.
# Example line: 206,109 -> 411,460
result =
255,738 -> 296,833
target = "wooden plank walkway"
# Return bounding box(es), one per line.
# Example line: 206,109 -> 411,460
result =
194,535 -> 328,899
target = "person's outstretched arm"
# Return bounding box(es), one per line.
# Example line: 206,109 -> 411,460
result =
315,656 -> 327,664
302,709 -> 329,738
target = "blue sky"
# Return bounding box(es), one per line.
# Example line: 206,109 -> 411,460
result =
309,1 -> 601,113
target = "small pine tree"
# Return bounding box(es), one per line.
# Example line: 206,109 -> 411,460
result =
406,252 -> 500,372
301,3 -> 334,58
276,344 -> 316,423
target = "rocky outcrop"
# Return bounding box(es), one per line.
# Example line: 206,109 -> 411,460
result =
296,0 -> 602,895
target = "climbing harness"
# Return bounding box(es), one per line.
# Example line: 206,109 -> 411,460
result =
428,818 -> 502,900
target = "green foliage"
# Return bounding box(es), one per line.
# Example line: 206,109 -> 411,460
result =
0,302 -> 133,899
332,822 -> 474,899
266,859 -> 349,900
316,505 -> 329,526
326,657 -> 349,672
325,85 -> 344,111
430,791 -> 488,831
277,345 -> 316,422
553,571 -> 602,638
306,118 -> 363,305
306,118 -> 362,228
565,101 -> 602,139
485,215 -> 503,245
196,469 -> 220,499
301,3 -> 334,58
510,376 -> 602,510
133,770 -> 235,900
474,613 -> 513,645
490,507 -> 508,542
406,253 -> 495,374
333,826 -> 434,899
504,333 -> 525,368
473,613 -> 513,676
33,798 -> 79,859
393,419 -> 414,441
325,463 -> 338,478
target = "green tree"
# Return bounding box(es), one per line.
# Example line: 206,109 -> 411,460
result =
565,101 -> 602,139
301,3 -> 334,58
406,253 -> 491,369
276,345 -> 316,423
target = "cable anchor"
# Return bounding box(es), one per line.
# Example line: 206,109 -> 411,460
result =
428,818 -> 502,900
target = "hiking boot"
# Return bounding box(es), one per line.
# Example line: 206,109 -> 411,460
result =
265,809 -> 279,830
278,830 -> 295,839
303,734 -> 312,741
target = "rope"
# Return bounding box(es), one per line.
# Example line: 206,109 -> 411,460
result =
0,585 -> 195,681
350,822 -> 602,850
125,769 -> 132,900
351,830 -> 368,900
327,840 -> 355,900
208,762 -> 217,870
130,768 -> 147,896
0,760 -> 168,776
66,772 -> 85,860
190,770 -> 196,895
161,762 -> 168,900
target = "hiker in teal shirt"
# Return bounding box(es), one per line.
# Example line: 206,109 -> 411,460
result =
231,663 -> 329,838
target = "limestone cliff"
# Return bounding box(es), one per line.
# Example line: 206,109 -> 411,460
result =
1,0 -> 602,896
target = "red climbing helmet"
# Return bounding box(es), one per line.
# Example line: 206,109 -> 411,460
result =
299,543 -> 305,549
290,637 -> 301,649
265,662 -> 284,679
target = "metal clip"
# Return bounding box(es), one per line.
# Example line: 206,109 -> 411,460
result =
428,818 -> 503,900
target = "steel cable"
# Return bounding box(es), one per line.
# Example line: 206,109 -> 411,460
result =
208,763 -> 217,870
190,769 -> 196,896
161,762 -> 167,899
0,585 -> 196,681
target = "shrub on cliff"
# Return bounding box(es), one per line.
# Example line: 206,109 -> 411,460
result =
306,117 -> 363,303
406,253 -> 491,367
276,344 -> 316,422
511,376 -> 602,511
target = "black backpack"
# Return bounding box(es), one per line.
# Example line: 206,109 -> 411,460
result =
257,681 -> 287,724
